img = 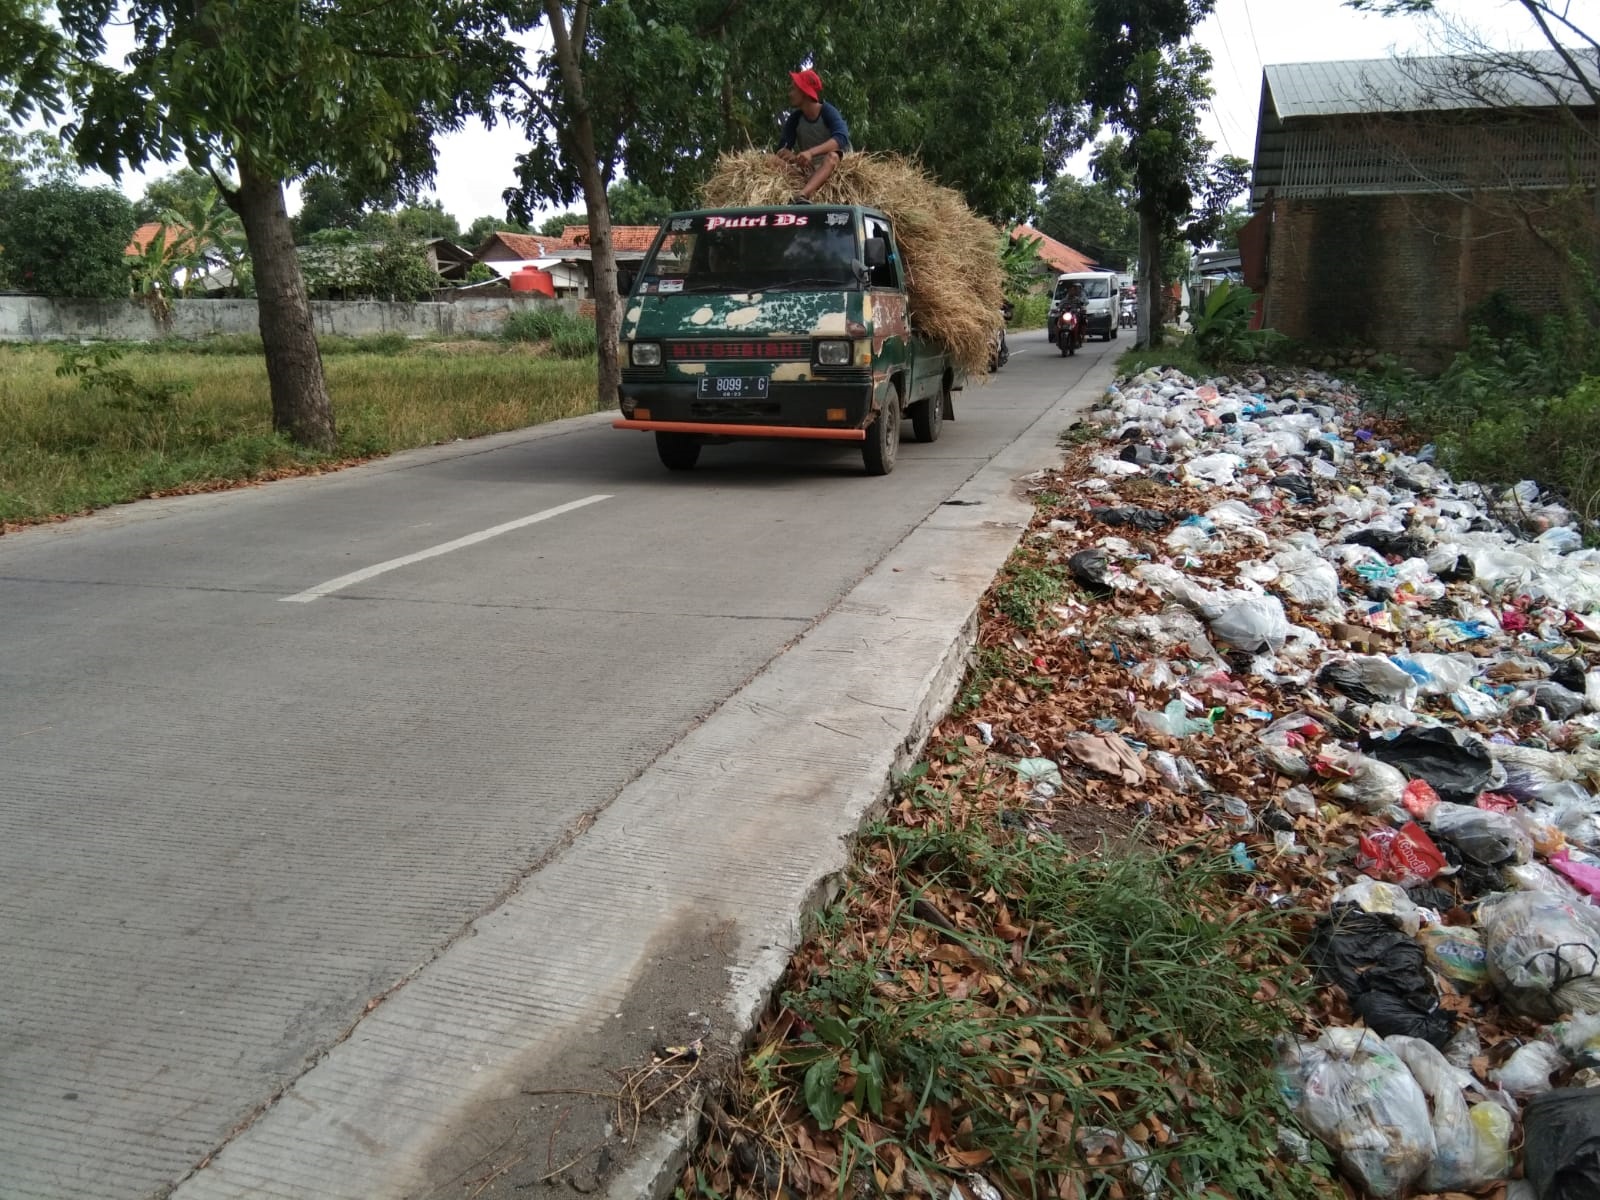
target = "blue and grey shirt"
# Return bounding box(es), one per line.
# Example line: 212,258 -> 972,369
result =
778,103 -> 851,156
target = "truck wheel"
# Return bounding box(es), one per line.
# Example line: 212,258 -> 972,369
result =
910,389 -> 943,443
655,432 -> 701,471
1111,324 -> 1119,340
862,396 -> 900,475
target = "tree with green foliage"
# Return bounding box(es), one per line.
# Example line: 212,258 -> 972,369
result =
0,181 -> 134,298
464,215 -> 531,246
538,211 -> 586,237
0,126 -> 75,194
1080,0 -> 1248,346
5,1 -> 519,449
366,199 -> 462,242
295,172 -> 372,237
605,177 -> 671,226
135,167 -> 216,224
1035,168 -> 1139,270
162,187 -> 247,296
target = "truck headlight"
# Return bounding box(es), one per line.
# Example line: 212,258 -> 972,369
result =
816,339 -> 852,366
631,342 -> 661,367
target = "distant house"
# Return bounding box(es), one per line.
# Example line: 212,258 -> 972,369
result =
1245,51 -> 1600,362
1010,224 -> 1099,282
126,222 -> 197,258
474,226 -> 658,299
424,238 -> 475,283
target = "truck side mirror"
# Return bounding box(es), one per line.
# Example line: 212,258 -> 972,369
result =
864,237 -> 888,268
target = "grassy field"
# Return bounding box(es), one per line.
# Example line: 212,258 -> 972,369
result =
0,336 -> 600,527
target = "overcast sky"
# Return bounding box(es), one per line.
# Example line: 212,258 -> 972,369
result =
85,0 -> 1562,226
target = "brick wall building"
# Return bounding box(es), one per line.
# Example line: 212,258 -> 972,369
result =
1248,53 -> 1598,365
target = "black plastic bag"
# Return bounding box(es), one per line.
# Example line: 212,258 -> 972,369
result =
1361,727 -> 1493,804
1437,555 -> 1475,583
1525,1089 -> 1600,1200
1271,475 -> 1317,504
1550,657 -> 1589,693
1118,444 -> 1169,466
1068,550 -> 1112,597
1308,905 -> 1457,1046
1531,681 -> 1587,721
1344,528 -> 1432,560
1093,506 -> 1177,532
1318,662 -> 1385,706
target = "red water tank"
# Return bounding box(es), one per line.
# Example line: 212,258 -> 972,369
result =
510,267 -> 556,297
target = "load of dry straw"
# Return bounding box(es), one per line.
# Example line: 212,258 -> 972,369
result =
698,150 -> 1004,378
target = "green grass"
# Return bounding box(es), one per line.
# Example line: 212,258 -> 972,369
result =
1115,343 -> 1211,380
502,306 -> 599,358
0,340 -> 599,525
693,753 -> 1336,1200
992,551 -> 1071,631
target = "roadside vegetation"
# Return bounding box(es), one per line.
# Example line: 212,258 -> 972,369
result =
679,534 -> 1336,1200
0,338 -> 598,528
1357,296 -> 1600,530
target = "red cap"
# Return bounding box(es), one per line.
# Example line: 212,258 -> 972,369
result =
789,69 -> 822,101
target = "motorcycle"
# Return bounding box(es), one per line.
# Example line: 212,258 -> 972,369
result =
1055,307 -> 1083,357
1119,297 -> 1137,329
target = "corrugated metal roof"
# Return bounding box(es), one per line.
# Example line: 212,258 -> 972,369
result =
1265,50 -> 1600,119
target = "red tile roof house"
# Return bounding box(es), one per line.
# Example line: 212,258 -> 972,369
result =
1010,224 -> 1099,281
474,226 -> 660,301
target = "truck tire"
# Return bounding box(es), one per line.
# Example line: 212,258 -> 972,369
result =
862,394 -> 901,475
1111,323 -> 1119,340
910,387 -> 943,443
655,432 -> 701,471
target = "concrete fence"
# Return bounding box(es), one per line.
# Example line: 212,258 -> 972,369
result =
0,294 -> 579,343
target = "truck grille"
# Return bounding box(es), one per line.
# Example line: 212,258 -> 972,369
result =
668,340 -> 809,361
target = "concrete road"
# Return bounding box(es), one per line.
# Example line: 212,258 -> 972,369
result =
0,330 -> 1115,1199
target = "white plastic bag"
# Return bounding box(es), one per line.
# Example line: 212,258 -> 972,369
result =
1387,1035 -> 1510,1191
1490,1040 -> 1565,1097
1331,755 -> 1408,815
1184,452 -> 1246,486
1335,878 -> 1421,934
1282,1028 -> 1435,1199
1209,595 -> 1290,654
1271,549 -> 1342,607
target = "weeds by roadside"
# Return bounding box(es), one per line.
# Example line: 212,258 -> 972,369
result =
502,307 -> 599,359
683,744 -> 1334,1200
0,340 -> 598,526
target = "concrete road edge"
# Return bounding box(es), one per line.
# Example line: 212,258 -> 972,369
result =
168,356 -> 1118,1200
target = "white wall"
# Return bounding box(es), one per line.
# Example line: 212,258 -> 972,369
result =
0,295 -> 579,342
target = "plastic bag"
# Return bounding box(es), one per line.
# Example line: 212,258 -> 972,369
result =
1135,698 -> 1215,738
1332,756 -> 1409,814
1363,727 -> 1495,804
1208,595 -> 1290,655
1387,1035 -> 1510,1191
1524,1088 -> 1600,1200
1358,822 -> 1448,888
1319,656 -> 1418,706
1398,652 -> 1481,696
1184,452 -> 1245,486
1531,681 -> 1588,721
1479,890 -> 1600,1021
1418,926 -> 1489,986
1336,878 -> 1422,935
1550,849 -> 1600,899
1067,549 -> 1112,595
1272,548 -> 1342,607
1308,905 -> 1455,1046
1425,802 -> 1533,866
1492,1040 -> 1566,1097
1281,1028 -> 1435,1199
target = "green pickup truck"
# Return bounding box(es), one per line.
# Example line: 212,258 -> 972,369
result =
614,204 -> 957,475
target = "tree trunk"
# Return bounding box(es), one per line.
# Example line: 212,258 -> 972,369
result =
232,158 -> 336,450
1137,207 -> 1164,350
545,0 -> 620,410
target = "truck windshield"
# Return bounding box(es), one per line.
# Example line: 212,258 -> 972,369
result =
639,212 -> 859,294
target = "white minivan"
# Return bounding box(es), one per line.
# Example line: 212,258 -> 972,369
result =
1049,271 -> 1121,341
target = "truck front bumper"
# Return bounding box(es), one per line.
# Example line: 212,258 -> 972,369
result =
617,373 -> 874,435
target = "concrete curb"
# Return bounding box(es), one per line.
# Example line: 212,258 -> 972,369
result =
169,355 -> 1119,1200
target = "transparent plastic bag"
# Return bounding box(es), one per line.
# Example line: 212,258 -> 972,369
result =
1209,595 -> 1291,655
1426,802 -> 1533,866
1272,548 -> 1341,607
1388,1035 -> 1510,1191
1479,890 -> 1600,1020
1282,1028 -> 1435,1199
1332,755 -> 1408,814
1335,878 -> 1421,935
1492,1040 -> 1565,1098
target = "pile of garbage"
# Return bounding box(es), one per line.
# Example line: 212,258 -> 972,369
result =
1054,366 -> 1600,1199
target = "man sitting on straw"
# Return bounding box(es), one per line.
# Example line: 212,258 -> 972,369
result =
774,68 -> 850,204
